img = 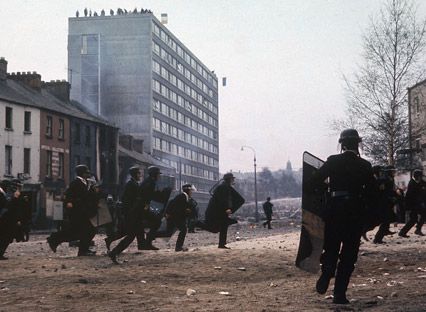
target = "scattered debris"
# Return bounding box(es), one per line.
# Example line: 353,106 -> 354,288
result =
61,264 -> 66,269
383,257 -> 388,262
383,273 -> 390,276
352,283 -> 367,287
127,290 -> 135,294
219,291 -> 231,296
269,282 -> 278,287
237,267 -> 246,271
324,295 -> 333,299
141,280 -> 147,284
186,289 -> 196,296
377,296 -> 384,300
1,287 -> 10,291
418,275 -> 426,279
78,278 -> 88,284
214,266 -> 222,270
390,292 -> 398,298
367,278 -> 378,284
386,281 -> 398,287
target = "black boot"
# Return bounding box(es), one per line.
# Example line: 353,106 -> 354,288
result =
333,267 -> 352,304
316,273 -> 332,294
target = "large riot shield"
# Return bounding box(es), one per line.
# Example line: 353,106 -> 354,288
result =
90,198 -> 113,227
295,151 -> 326,273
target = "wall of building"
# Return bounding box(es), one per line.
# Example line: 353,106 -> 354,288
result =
68,14 -> 153,149
0,99 -> 40,183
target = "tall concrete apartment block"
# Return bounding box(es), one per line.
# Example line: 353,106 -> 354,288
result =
68,12 -> 219,192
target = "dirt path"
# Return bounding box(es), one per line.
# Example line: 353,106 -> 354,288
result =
1,224 -> 425,311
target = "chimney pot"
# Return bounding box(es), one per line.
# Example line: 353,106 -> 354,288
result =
0,57 -> 7,81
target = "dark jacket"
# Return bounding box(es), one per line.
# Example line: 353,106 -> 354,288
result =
312,151 -> 375,220
166,193 -> 191,221
121,178 -> 140,216
405,178 -> 425,212
263,201 -> 273,216
205,182 -> 245,225
64,177 -> 91,221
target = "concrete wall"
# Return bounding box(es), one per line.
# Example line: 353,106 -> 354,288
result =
0,100 -> 40,183
69,15 -> 153,151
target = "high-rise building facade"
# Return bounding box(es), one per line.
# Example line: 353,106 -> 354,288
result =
68,11 -> 219,192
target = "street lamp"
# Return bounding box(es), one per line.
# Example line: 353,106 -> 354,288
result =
241,145 -> 259,222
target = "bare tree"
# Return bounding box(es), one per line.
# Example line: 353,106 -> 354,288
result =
341,0 -> 426,165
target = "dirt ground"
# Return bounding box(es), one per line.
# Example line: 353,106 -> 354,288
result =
1,222 -> 425,312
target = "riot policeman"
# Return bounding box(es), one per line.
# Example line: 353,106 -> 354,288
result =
312,129 -> 375,304
104,166 -> 142,250
47,165 -> 96,256
165,184 -> 197,251
399,169 -> 425,237
108,166 -> 170,264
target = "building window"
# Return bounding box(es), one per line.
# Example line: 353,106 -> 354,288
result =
85,126 -> 91,146
24,111 -> 31,132
46,150 -> 52,177
5,145 -> 12,175
23,148 -> 31,175
58,119 -> 65,139
74,123 -> 81,144
58,153 -> 64,179
415,97 -> 420,114
46,116 -> 53,137
5,107 -> 12,129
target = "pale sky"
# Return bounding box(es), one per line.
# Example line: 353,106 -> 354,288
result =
2,0 -> 420,172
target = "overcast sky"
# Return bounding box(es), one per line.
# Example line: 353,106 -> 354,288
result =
2,0 -> 422,172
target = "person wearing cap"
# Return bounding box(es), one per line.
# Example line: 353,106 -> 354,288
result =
104,166 -> 142,250
310,129 -> 375,304
262,197 -> 274,229
108,166 -> 170,263
205,172 -> 243,249
373,165 -> 398,244
399,169 -> 426,237
165,184 -> 197,251
47,165 -> 96,257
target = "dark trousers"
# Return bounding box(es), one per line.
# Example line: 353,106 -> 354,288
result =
0,233 -> 12,257
400,210 -> 426,234
219,223 -> 229,247
49,218 -> 95,254
167,218 -> 187,249
321,217 -> 362,298
263,214 -> 272,229
374,222 -> 390,242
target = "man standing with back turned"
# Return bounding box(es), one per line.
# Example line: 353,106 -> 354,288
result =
311,129 -> 375,304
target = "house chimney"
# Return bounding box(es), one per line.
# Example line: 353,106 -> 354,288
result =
133,139 -> 144,154
42,79 -> 71,102
7,71 -> 42,90
0,57 -> 8,81
119,134 -> 133,151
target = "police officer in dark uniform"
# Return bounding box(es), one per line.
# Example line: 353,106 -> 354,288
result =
373,165 -> 397,244
108,166 -> 168,263
205,173 -> 242,249
47,165 -> 96,256
0,180 -> 22,260
165,184 -> 197,252
262,197 -> 273,229
313,129 -> 375,304
104,166 -> 142,251
399,169 -> 425,237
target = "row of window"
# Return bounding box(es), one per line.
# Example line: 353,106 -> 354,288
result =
4,146 -> 31,176
153,118 -> 218,156
157,155 -> 217,181
152,23 -> 218,88
153,136 -> 218,168
153,55 -> 215,102
4,107 -> 33,133
153,79 -> 218,120
4,107 -> 92,146
153,100 -> 217,140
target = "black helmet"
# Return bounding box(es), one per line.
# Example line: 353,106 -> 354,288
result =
413,169 -> 423,179
223,172 -> 235,181
338,129 -> 362,143
75,164 -> 90,177
0,179 -> 11,189
148,166 -> 161,177
128,166 -> 141,177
